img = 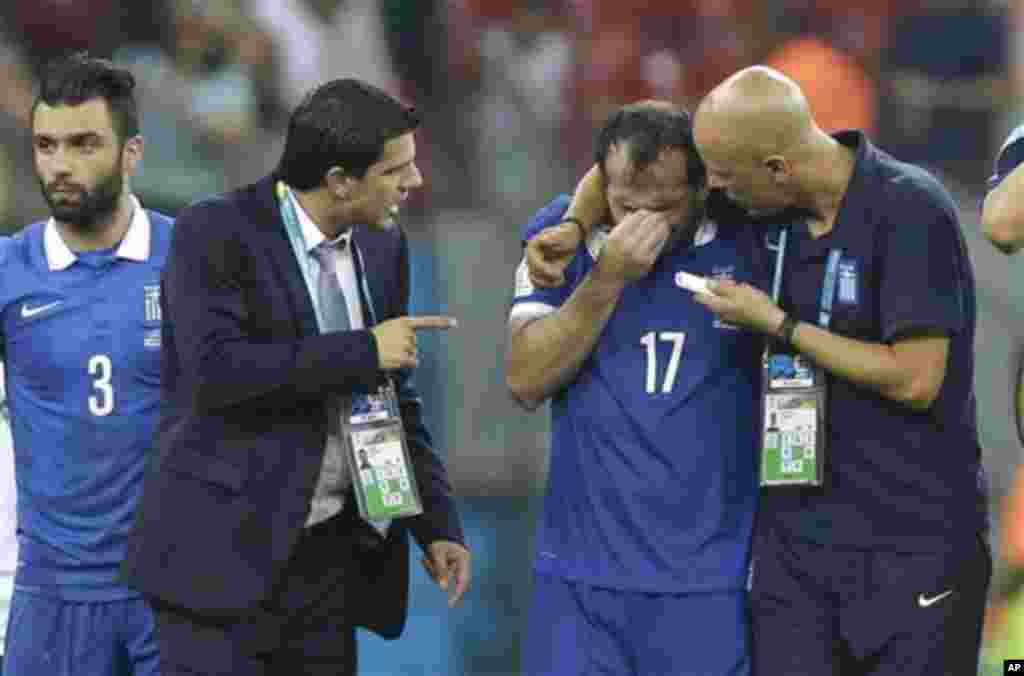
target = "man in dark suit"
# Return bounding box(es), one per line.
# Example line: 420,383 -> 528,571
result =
122,78 -> 471,676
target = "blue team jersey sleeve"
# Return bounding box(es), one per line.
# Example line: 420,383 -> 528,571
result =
879,180 -> 965,342
511,194 -> 590,319
987,125 -> 1024,194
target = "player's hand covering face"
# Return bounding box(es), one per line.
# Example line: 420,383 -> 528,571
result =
527,143 -> 697,288
594,209 -> 673,284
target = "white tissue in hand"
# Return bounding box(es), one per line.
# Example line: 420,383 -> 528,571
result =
674,271 -> 714,295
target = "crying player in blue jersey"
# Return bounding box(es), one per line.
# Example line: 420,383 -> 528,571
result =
0,54 -> 169,676
506,102 -> 763,676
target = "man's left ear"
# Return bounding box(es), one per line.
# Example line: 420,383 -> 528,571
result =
122,135 -> 143,176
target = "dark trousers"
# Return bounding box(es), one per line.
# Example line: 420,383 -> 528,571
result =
751,525 -> 991,676
153,516 -> 358,676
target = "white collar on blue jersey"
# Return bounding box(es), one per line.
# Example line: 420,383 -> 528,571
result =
286,189 -> 351,254
44,194 -> 151,271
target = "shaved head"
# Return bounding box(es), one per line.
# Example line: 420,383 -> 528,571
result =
696,66 -> 816,158
692,66 -> 839,214
694,66 -> 857,219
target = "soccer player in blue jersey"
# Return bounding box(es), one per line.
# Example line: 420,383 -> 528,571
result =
693,67 -> 988,676
506,102 -> 763,675
982,125 -> 1024,254
0,54 -> 168,676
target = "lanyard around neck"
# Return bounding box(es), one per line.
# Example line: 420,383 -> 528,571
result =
769,225 -> 842,330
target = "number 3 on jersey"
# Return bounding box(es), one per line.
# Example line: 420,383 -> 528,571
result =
88,354 -> 114,416
641,331 -> 686,394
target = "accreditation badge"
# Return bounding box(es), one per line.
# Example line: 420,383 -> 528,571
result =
346,381 -> 423,521
759,349 -> 827,487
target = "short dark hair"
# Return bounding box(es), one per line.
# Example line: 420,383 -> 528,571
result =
276,79 -> 422,190
595,102 -> 705,189
33,53 -> 139,142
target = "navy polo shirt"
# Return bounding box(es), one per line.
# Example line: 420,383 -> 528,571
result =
761,131 -> 986,551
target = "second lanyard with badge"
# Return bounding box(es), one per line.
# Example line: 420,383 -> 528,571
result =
760,227 -> 842,488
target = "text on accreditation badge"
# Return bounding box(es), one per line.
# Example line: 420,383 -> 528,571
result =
347,381 -> 423,521
760,351 -> 827,487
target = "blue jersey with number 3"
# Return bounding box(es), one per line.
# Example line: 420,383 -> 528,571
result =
511,195 -> 763,592
0,209 -> 172,600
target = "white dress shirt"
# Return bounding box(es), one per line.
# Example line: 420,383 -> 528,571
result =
286,190 -> 365,527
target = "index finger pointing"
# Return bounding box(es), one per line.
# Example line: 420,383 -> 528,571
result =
406,316 -> 458,330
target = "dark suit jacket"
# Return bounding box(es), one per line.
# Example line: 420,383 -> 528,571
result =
122,176 -> 464,639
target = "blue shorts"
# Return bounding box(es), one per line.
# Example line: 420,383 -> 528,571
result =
3,588 -> 160,676
750,526 -> 991,676
524,572 -> 751,676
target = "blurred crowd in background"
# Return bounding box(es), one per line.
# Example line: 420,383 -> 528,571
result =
2,0 -> 1023,672
0,0 -> 1016,223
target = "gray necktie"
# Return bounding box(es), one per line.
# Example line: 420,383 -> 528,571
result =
312,238 -> 351,333
312,239 -> 351,436
306,239 -> 351,526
